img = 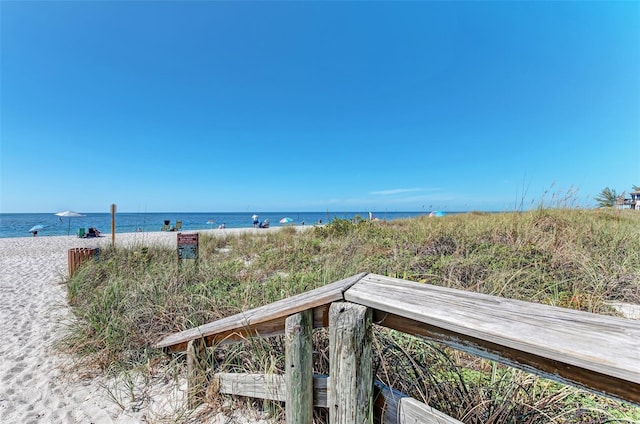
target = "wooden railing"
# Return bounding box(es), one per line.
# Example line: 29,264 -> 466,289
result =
156,273 -> 640,423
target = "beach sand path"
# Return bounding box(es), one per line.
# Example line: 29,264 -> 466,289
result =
0,236 -> 124,423
0,230 -> 283,423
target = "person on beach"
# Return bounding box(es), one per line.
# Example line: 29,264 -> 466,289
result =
252,214 -> 259,228
31,230 -> 37,237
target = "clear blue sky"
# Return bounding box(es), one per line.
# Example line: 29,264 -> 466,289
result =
1,1 -> 638,213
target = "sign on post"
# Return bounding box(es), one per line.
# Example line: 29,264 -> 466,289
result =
177,233 -> 199,260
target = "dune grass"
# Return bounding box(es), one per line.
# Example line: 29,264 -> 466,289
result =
61,208 -> 640,422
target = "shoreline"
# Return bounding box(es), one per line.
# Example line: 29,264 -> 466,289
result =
3,225 -> 308,243
1,225 -> 313,240
0,210 -> 430,238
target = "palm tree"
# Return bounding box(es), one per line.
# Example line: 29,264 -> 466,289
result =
594,187 -> 619,207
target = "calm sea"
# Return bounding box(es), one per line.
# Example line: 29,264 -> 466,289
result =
0,211 -> 435,238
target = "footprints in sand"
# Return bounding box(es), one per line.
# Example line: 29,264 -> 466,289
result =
0,236 -> 121,423
1,234 -> 210,423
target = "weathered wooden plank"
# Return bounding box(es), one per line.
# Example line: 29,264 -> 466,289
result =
314,374 -> 328,408
214,373 -> 285,402
156,273 -> 366,352
213,373 -> 328,407
373,381 -> 462,424
398,398 -> 462,424
329,302 -> 373,424
345,274 -> 640,405
213,373 -> 461,423
285,310 -> 313,424
162,305 -> 329,352
373,381 -> 401,424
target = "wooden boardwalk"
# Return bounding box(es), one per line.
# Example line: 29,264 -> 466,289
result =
157,273 -> 640,422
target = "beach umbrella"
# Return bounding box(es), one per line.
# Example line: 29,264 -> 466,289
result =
55,210 -> 84,235
279,217 -> 294,224
429,211 -> 445,217
207,220 -> 215,228
29,224 -> 45,234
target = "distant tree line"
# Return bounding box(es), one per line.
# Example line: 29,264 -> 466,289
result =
595,185 -> 640,207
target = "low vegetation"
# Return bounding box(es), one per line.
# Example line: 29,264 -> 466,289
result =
61,208 -> 640,422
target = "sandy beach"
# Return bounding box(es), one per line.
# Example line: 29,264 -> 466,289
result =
0,228 -> 282,423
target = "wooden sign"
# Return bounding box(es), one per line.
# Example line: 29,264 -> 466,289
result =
177,233 -> 199,259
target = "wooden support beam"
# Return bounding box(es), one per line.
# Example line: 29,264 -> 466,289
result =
329,302 -> 373,424
187,338 -> 208,408
285,310 -> 314,424
212,373 -> 326,406
398,398 -> 463,424
156,273 -> 366,352
212,373 -> 461,424
373,382 -> 463,424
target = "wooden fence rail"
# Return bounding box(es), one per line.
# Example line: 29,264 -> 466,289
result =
67,247 -> 99,277
156,273 -> 640,423
212,373 -> 462,424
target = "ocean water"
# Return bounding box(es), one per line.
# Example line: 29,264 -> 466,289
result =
0,211 -> 432,238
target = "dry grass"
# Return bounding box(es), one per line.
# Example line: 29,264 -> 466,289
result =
61,208 -> 640,422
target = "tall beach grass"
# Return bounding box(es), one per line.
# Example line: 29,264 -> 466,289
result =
61,209 -> 640,422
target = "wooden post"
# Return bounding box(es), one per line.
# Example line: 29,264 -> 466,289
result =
110,203 -> 116,247
329,302 -> 373,424
285,310 -> 313,424
68,248 -> 75,276
187,338 -> 208,408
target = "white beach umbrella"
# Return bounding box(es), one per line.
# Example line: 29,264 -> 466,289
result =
29,224 -> 45,234
55,210 -> 84,235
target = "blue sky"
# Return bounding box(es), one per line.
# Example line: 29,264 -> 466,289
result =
1,1 -> 638,214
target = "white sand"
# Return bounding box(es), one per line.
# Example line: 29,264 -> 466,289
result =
0,228 -> 287,423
